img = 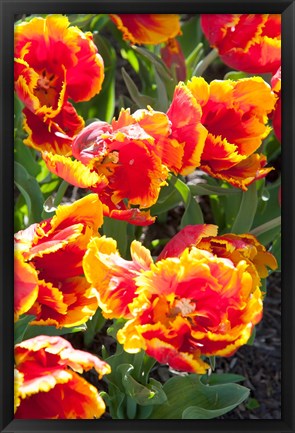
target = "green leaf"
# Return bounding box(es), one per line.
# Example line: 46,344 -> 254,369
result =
121,67 -> 155,108
102,217 -> 128,257
172,177 -> 203,227
185,42 -> 204,76
14,161 -> 44,224
250,216 -> 281,243
246,326 -> 256,346
224,71 -> 250,81
154,69 -> 169,112
105,383 -> 126,419
151,374 -> 249,419
23,324 -> 86,340
14,138 -> 41,178
14,315 -> 35,344
68,14 -> 96,28
231,183 -> 258,233
246,397 -> 260,410
83,308 -> 106,348
178,15 -> 203,58
117,364 -> 167,406
188,183 -> 240,196
132,45 -> 174,84
75,34 -> 116,123
201,373 -> 245,386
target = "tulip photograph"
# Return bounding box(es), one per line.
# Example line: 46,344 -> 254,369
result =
12,11 -> 282,424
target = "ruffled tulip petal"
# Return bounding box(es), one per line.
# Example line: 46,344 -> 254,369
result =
185,76 -> 276,189
23,102 -> 84,155
14,194 -> 104,328
117,246 -> 263,373
66,31 -> 104,102
110,14 -> 181,45
201,14 -> 281,74
157,224 -> 218,261
14,252 -> 39,320
160,38 -> 186,82
15,373 -> 106,419
83,237 -> 151,319
201,153 -> 273,191
15,336 -> 110,419
42,152 -> 108,190
167,82 -> 208,175
15,14 -> 104,109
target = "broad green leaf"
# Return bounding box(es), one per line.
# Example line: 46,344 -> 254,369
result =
188,183 -> 241,196
23,324 -> 86,340
102,217 -> 128,257
14,138 -> 40,178
14,315 -> 35,344
151,374 -> 249,419
231,183 -> 258,233
201,373 -> 245,386
121,67 -> 155,108
14,161 -> 44,224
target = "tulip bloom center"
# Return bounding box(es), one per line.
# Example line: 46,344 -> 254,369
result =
170,297 -> 196,318
35,70 -> 57,106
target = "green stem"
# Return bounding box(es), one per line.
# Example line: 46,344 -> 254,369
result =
250,216 -> 281,237
193,48 -> 218,77
53,180 -> 69,207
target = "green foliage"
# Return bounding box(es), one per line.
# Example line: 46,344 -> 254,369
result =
150,374 -> 250,419
14,161 -> 44,225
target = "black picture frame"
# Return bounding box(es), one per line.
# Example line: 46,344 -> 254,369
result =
1,1 -> 294,432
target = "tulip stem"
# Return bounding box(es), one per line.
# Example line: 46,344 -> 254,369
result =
53,180 -> 69,207
193,48 -> 218,77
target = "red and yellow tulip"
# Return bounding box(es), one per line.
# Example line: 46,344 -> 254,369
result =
14,336 -> 111,419
110,14 -> 181,45
185,76 -> 277,189
83,225 -> 276,373
14,14 -> 104,153
14,194 -> 103,327
201,14 -> 281,74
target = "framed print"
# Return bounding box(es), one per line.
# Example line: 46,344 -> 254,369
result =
1,0 -> 294,432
